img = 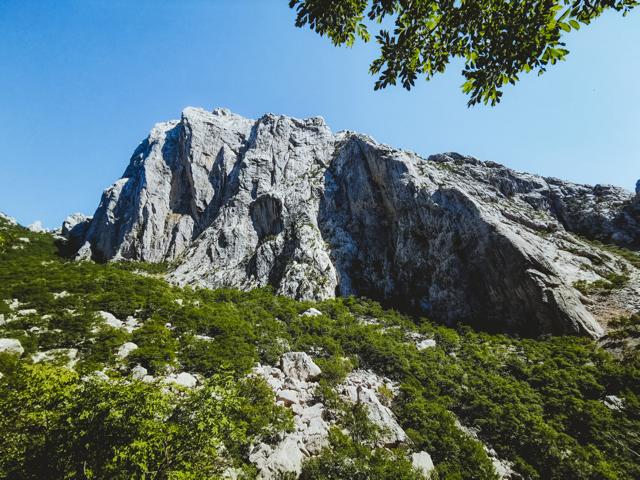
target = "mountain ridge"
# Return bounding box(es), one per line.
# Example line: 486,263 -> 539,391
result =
64,107 -> 640,337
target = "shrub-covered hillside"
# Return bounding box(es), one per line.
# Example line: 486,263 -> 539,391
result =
0,215 -> 639,479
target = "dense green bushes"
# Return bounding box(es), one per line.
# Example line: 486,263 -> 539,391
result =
1,217 -> 639,479
0,363 -> 292,479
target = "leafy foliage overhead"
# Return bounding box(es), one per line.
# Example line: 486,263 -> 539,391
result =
289,0 -> 638,105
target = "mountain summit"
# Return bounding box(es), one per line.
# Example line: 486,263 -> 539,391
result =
66,107 -> 640,337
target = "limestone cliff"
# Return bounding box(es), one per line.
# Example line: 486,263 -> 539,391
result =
68,107 -> 640,337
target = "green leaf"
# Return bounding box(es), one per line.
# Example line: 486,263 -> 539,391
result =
558,22 -> 571,32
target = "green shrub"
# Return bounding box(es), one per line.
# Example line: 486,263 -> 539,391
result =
0,220 -> 639,479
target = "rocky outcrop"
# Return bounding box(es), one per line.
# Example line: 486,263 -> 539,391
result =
62,213 -> 92,252
338,369 -> 407,446
0,212 -> 18,226
66,107 -> 640,337
280,352 -> 322,382
252,352 -> 425,479
252,357 -> 330,479
27,221 -> 45,233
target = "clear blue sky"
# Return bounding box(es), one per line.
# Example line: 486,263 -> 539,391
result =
1,1 -> 638,228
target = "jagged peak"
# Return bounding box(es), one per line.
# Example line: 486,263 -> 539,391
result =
63,107 -> 640,338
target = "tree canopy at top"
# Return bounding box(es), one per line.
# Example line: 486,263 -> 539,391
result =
289,0 -> 637,105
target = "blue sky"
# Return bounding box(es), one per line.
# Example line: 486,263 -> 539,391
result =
1,0 -> 638,228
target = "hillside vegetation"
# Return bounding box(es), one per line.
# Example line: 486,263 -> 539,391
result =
0,216 -> 639,479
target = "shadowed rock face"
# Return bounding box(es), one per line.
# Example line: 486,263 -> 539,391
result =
69,107 -> 640,337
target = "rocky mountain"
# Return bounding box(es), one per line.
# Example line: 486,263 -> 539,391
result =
2,198 -> 639,479
66,107 -> 640,338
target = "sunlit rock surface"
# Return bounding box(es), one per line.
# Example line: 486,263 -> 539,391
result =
68,107 -> 640,336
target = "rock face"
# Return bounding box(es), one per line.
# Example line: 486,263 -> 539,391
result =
62,213 -> 92,251
67,107 -> 640,337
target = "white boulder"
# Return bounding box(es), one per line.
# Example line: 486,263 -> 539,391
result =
250,436 -> 305,479
412,451 -> 435,478
116,342 -> 138,359
98,311 -> 123,328
131,365 -> 148,380
339,370 -> 406,446
166,372 -> 198,388
276,389 -> 299,406
416,339 -> 437,350
82,370 -> 110,382
0,338 -> 24,356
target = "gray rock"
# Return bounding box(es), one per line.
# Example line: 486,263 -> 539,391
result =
276,389 -> 299,406
116,342 -> 138,359
416,338 -> 437,350
83,371 -> 110,382
0,212 -> 17,226
339,370 -> 406,446
348,383 -> 407,446
301,308 -> 323,317
27,221 -> 45,232
98,311 -> 123,329
131,364 -> 148,380
165,372 -> 198,388
253,360 -> 329,472
61,213 -> 92,250
0,338 -> 24,356
75,241 -> 93,261
280,352 -> 322,382
411,451 -> 435,478
253,356 -> 413,477
32,348 -> 78,368
222,467 -> 243,480
71,108 -> 640,337
604,394 -> 624,411
249,436 -> 305,479
124,316 -> 140,333
636,179 -> 640,196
